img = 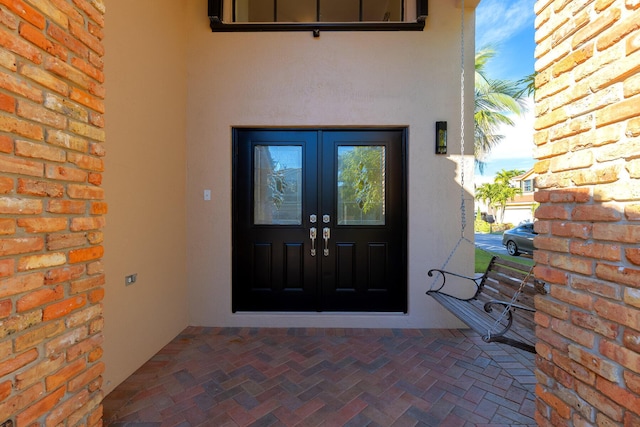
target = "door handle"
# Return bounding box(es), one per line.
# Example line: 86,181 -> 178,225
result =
310,227 -> 317,256
323,227 -> 330,256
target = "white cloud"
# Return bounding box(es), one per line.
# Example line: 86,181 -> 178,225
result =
485,97 -> 535,161
476,0 -> 536,49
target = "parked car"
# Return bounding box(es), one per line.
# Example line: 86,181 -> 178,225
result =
502,222 -> 537,256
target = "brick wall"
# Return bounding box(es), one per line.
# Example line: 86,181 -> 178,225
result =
533,0 -> 640,425
0,0 -> 105,425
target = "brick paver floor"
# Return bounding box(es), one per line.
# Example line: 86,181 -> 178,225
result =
103,327 -> 537,426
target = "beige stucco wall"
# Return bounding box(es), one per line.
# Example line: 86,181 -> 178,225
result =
102,0 -> 189,394
185,0 -> 476,328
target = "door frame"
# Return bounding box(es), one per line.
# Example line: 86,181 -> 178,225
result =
231,127 -> 408,313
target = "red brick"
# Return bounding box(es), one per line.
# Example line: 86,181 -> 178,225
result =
86,260 -> 103,275
70,216 -> 105,231
87,346 -> 102,362
0,0 -> 46,29
596,263 -> 640,288
87,231 -> 103,244
572,205 -> 622,221
548,188 -> 591,203
571,276 -> 620,299
18,252 -> 66,271
534,265 -> 569,285
19,63 -> 69,95
0,299 -> 10,318
46,232 -> 87,251
626,248 -> 640,265
537,384 -> 571,419
0,26 -> 42,63
624,329 -> 640,353
15,140 -> 65,162
568,344 -> 619,382
69,245 -> 103,264
46,358 -> 86,391
0,271 -> 44,298
0,380 -> 11,402
0,70 -> 43,102
47,199 -> 86,214
44,264 -> 85,285
16,285 -> 64,312
66,303 -> 101,328
70,274 -> 104,294
17,217 -> 67,233
17,178 -> 64,197
0,218 -> 15,235
551,317 -> 594,347
0,310 -> 41,339
15,354 -> 64,390
72,0 -> 105,27
571,311 -> 618,340
549,254 -> 593,275
594,224 -> 640,243
0,136 -> 12,153
14,320 -> 65,352
45,56 -> 90,89
88,288 -> 103,303
45,327 -> 88,358
88,172 -> 102,185
90,201 -> 107,215
46,164 -> 88,182
19,22 -> 63,58
536,205 -> 570,220
0,383 -> 44,421
0,92 -> 15,112
15,385 -> 65,426
42,295 -> 86,321
69,19 -> 104,56
575,380 -> 623,422
0,236 -> 44,256
0,348 -> 38,377
594,298 -> 640,330
67,184 -> 104,200
570,241 -> 620,261
47,23 -> 89,58
67,334 -> 103,362
600,339 -> 640,373
71,57 -> 104,83
0,154 -> 43,176
45,388 -> 89,426
67,151 -> 104,172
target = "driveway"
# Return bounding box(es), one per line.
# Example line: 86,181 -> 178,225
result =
475,232 -> 509,256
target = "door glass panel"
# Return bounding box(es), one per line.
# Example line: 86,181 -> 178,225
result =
277,0 -> 316,22
320,0 -> 359,22
337,146 -> 385,225
362,0 -> 402,21
235,0 -> 274,22
254,145 -> 302,225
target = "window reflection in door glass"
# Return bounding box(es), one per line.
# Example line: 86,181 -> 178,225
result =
337,146 -> 385,225
254,146 -> 302,225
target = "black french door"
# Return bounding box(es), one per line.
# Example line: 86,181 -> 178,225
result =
232,128 -> 407,312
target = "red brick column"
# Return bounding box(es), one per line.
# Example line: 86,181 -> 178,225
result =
533,0 -> 640,426
0,0 -> 105,425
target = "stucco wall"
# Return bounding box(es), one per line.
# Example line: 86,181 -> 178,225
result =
102,0 -> 189,394
185,0 -> 476,328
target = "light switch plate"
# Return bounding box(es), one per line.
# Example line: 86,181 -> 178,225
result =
204,189 -> 211,201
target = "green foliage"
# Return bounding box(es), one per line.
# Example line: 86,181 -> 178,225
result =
474,47 -> 529,172
338,147 -> 384,215
475,169 -> 524,223
475,248 -> 534,273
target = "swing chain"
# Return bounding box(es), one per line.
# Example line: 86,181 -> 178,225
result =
487,267 -> 534,339
459,0 -> 466,238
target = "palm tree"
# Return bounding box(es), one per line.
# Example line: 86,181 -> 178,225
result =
475,169 -> 525,224
474,47 -> 528,172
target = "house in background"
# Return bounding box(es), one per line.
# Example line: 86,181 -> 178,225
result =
502,168 -> 537,225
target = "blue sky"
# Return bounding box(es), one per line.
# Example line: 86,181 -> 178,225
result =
474,0 -> 537,181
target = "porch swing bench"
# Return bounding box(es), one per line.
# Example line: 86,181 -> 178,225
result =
426,256 -> 547,354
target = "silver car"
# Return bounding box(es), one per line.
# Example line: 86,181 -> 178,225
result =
502,222 -> 536,256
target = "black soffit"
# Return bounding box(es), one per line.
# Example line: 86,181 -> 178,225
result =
208,0 -> 427,34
